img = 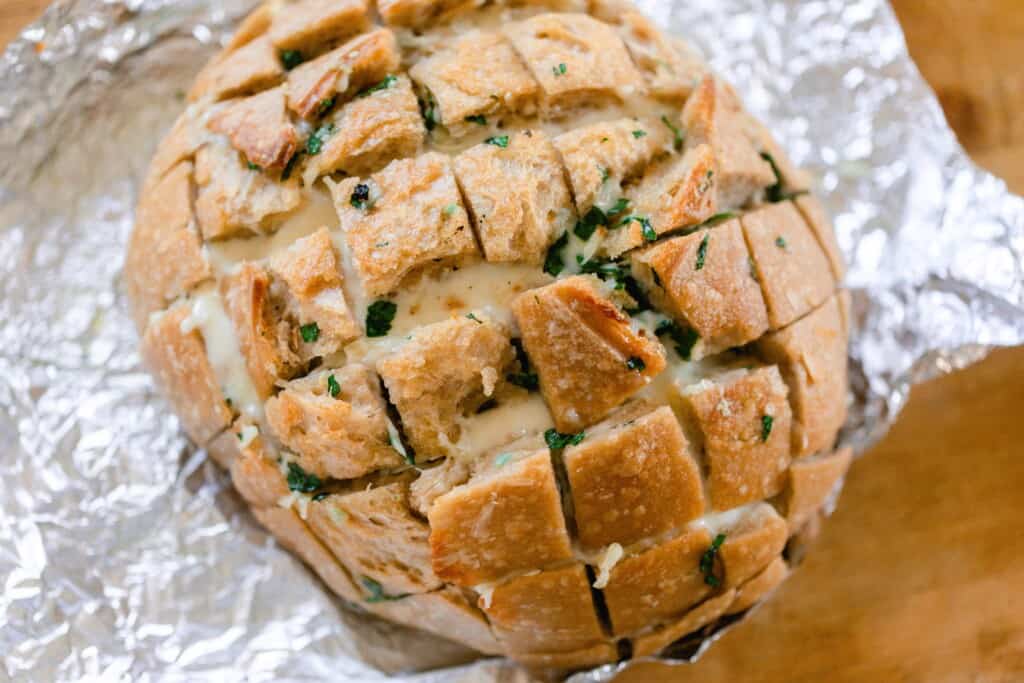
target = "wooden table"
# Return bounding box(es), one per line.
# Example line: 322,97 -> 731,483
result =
2,2 -> 1022,680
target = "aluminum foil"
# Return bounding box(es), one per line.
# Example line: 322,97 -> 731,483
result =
1,0 -> 1022,680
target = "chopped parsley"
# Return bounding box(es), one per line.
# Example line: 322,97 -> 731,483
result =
576,256 -> 651,313
543,231 -> 569,276
286,462 -> 323,493
574,206 -> 608,240
695,233 -> 710,270
485,135 -> 510,148
609,198 -> 630,215
620,215 -> 655,243
760,152 -> 809,203
553,62 -> 568,77
494,453 -> 514,467
419,91 -> 439,131
366,300 -> 398,337
327,374 -> 341,398
443,203 -> 459,216
466,312 -> 483,324
246,160 -> 262,171
661,115 -> 684,151
350,183 -> 373,210
306,123 -> 336,155
695,212 -> 737,230
300,322 -> 320,343
775,236 -> 788,250
761,415 -> 774,442
358,74 -> 398,98
699,533 -> 727,587
656,320 -> 700,361
362,576 -> 408,603
316,96 -> 336,117
600,166 -> 611,183
632,129 -> 648,139
507,371 -> 539,391
280,49 -> 304,70
464,114 -> 488,125
545,428 -> 585,450
626,357 -> 646,372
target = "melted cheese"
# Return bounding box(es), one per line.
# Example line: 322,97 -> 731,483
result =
453,393 -> 554,462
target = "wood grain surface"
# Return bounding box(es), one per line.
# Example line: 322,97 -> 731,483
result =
2,2 -> 1022,681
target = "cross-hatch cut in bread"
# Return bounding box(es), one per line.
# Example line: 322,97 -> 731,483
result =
128,0 -> 851,670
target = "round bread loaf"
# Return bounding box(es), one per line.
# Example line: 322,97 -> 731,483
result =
127,0 -> 852,670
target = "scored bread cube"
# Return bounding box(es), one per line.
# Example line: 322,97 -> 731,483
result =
632,220 -> 769,355
682,76 -> 777,209
682,366 -> 793,511
614,10 -> 708,101
252,505 -> 363,603
190,35 -> 283,102
264,366 -> 404,480
366,587 -> 502,654
553,117 -> 674,215
144,112 -> 206,189
727,556 -> 788,615
409,32 -> 539,136
125,162 -> 212,328
302,74 -> 425,182
718,503 -> 788,587
781,447 -> 853,532
795,194 -> 846,281
504,13 -> 645,113
377,316 -> 516,458
268,0 -> 371,53
482,564 -> 606,655
229,433 -> 289,508
140,305 -> 233,446
328,153 -> 479,297
603,143 -> 719,257
564,405 -> 705,551
601,525 -> 712,636
308,482 -> 442,595
193,142 -> 302,240
286,28 -> 402,119
742,201 -> 836,329
757,295 -> 848,456
512,276 -> 667,432
630,589 -> 736,658
428,449 -> 573,585
454,130 -> 573,264
207,86 -> 300,170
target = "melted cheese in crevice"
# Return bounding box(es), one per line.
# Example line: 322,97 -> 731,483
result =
179,284 -> 263,421
452,393 -> 554,464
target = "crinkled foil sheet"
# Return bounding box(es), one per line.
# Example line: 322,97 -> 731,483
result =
1,0 -> 1022,680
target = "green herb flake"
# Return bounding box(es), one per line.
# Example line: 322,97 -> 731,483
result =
775,236 -> 788,250
306,123 -> 336,155
760,152 -> 809,203
358,74 -> 398,98
280,49 -> 304,70
761,414 -> 775,442
419,92 -> 439,131
466,312 -> 483,324
312,492 -> 330,502
632,129 -> 648,139
544,428 -> 585,450
464,114 -> 488,125
350,183 -> 373,210
695,233 -> 710,270
600,166 -> 611,183
485,135 -> 510,148
327,374 -> 341,398
699,533 -> 727,587
443,203 -> 459,217
656,320 -> 700,361
362,576 -> 408,603
543,231 -> 569,276
246,160 -> 262,172
661,115 -> 685,151
553,62 -> 568,76
696,211 -> 737,230
626,356 -> 646,372
609,198 -> 630,215
574,206 -> 608,241
620,215 -> 655,243
316,96 -> 336,117
494,453 -> 514,467
366,300 -> 398,338
300,322 -> 320,343
286,461 -> 323,493
507,371 -> 539,391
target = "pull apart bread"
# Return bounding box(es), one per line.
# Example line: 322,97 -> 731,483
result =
127,0 -> 852,671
